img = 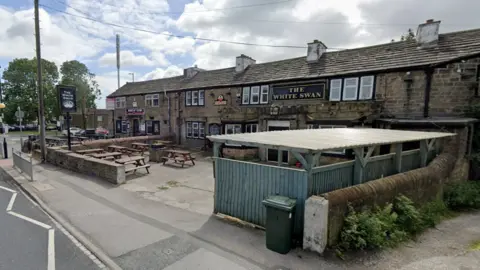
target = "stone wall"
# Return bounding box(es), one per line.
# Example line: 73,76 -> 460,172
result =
303,129 -> 469,253
46,147 -> 126,184
70,135 -> 164,151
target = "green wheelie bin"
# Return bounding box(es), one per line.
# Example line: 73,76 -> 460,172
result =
262,195 -> 296,254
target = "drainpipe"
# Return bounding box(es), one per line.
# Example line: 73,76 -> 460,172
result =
423,68 -> 434,118
164,90 -> 171,135
177,93 -> 182,145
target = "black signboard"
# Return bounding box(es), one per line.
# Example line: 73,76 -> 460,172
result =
272,83 -> 325,100
57,85 -> 77,113
126,108 -> 145,116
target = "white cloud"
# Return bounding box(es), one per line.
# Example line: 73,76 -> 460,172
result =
98,50 -> 158,67
141,66 -> 183,81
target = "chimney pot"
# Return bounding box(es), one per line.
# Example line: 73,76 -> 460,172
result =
426,19 -> 434,23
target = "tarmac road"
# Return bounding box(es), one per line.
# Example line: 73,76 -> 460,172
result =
0,177 -> 101,270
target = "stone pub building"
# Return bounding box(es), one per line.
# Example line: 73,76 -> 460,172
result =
108,19 -> 480,163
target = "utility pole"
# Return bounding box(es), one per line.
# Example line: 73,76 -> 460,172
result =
34,0 -> 46,161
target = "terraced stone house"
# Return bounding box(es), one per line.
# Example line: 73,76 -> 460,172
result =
107,19 -> 480,162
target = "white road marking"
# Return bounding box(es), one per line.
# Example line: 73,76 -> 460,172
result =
8,211 -> 52,230
6,192 -> 17,211
48,229 -> 55,270
0,185 -> 16,193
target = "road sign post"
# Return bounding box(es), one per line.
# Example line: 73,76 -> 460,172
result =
15,107 -> 25,146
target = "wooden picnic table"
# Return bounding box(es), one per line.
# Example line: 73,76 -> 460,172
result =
76,148 -> 104,155
75,136 -> 90,141
115,156 -> 150,173
161,149 -> 195,168
107,145 -> 127,152
132,142 -> 149,150
91,151 -> 122,160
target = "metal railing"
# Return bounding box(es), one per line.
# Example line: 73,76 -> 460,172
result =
12,148 -> 33,181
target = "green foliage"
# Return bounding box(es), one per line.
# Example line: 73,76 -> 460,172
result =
394,195 -> 423,234
419,199 -> 449,228
339,195 -> 450,252
400,28 -> 416,41
444,181 -> 480,210
60,60 -> 101,129
2,58 -> 59,124
340,204 -> 407,251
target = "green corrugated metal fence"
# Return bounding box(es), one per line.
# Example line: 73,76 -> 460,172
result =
214,158 -> 308,235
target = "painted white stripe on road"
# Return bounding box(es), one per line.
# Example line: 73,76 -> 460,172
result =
48,229 -> 55,270
6,192 -> 17,212
8,211 -> 52,230
0,185 -> 16,193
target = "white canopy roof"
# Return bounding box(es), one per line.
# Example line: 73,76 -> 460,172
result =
207,128 -> 454,153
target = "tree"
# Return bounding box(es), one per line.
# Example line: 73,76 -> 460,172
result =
400,28 -> 415,41
2,58 -> 59,124
60,60 -> 101,129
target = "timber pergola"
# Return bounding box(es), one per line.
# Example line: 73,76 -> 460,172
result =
208,128 -> 455,184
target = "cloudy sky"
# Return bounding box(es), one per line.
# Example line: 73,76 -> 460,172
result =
1,0 -> 478,108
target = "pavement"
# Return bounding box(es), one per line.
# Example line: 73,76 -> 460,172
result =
1,135 -> 480,270
0,175 -> 103,270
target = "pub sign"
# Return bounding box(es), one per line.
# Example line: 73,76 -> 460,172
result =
126,108 -> 145,116
272,83 -> 325,100
57,85 -> 77,113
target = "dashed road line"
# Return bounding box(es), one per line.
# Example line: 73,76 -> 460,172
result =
6,192 -> 16,211
11,184 -> 107,269
48,229 -> 55,270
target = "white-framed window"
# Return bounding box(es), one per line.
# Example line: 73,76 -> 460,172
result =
192,122 -> 199,138
199,122 -> 205,138
225,124 -> 242,134
199,90 -> 205,106
359,76 -> 374,100
242,85 -> 269,105
329,79 -> 342,101
186,122 -> 192,137
245,123 -> 258,133
186,90 -> 204,106
115,97 -> 126,108
250,86 -> 260,104
242,87 -> 250,104
186,121 -> 205,139
342,77 -> 359,101
192,91 -> 199,105
145,94 -> 160,107
260,85 -> 269,104
186,91 -> 192,106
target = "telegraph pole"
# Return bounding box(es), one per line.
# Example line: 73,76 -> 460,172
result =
34,0 -> 46,161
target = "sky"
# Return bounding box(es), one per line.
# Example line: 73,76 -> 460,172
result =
1,0 -> 479,108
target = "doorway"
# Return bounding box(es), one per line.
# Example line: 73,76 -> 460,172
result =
133,119 -> 140,136
267,121 -> 290,163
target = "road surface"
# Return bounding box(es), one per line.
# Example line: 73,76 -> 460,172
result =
0,176 -> 102,270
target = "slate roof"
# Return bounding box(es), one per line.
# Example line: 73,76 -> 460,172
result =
108,28 -> 480,97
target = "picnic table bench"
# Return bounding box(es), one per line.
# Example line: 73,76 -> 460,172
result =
115,156 -> 150,173
76,148 -> 104,155
107,145 -> 127,153
132,142 -> 149,151
91,151 -> 122,160
161,150 -> 195,168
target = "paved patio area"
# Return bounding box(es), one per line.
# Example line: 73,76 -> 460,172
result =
122,156 -> 215,216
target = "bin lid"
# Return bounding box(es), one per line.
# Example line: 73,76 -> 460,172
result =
262,195 -> 296,211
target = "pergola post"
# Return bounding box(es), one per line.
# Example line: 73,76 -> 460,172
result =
394,143 -> 403,173
420,140 -> 428,167
277,149 -> 283,166
353,146 -> 376,185
213,142 -> 220,157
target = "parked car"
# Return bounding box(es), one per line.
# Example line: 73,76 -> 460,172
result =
62,127 -> 83,136
95,127 -> 109,135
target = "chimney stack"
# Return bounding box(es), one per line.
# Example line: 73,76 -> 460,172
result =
307,40 -> 327,62
416,19 -> 441,47
235,54 -> 256,73
183,66 -> 204,79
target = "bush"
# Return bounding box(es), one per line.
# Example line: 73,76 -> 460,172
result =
394,195 -> 423,234
444,181 -> 480,210
339,204 -> 407,251
419,199 -> 449,228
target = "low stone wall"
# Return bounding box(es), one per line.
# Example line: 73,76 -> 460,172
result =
46,147 -> 126,184
303,152 -> 460,253
70,135 -> 165,151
